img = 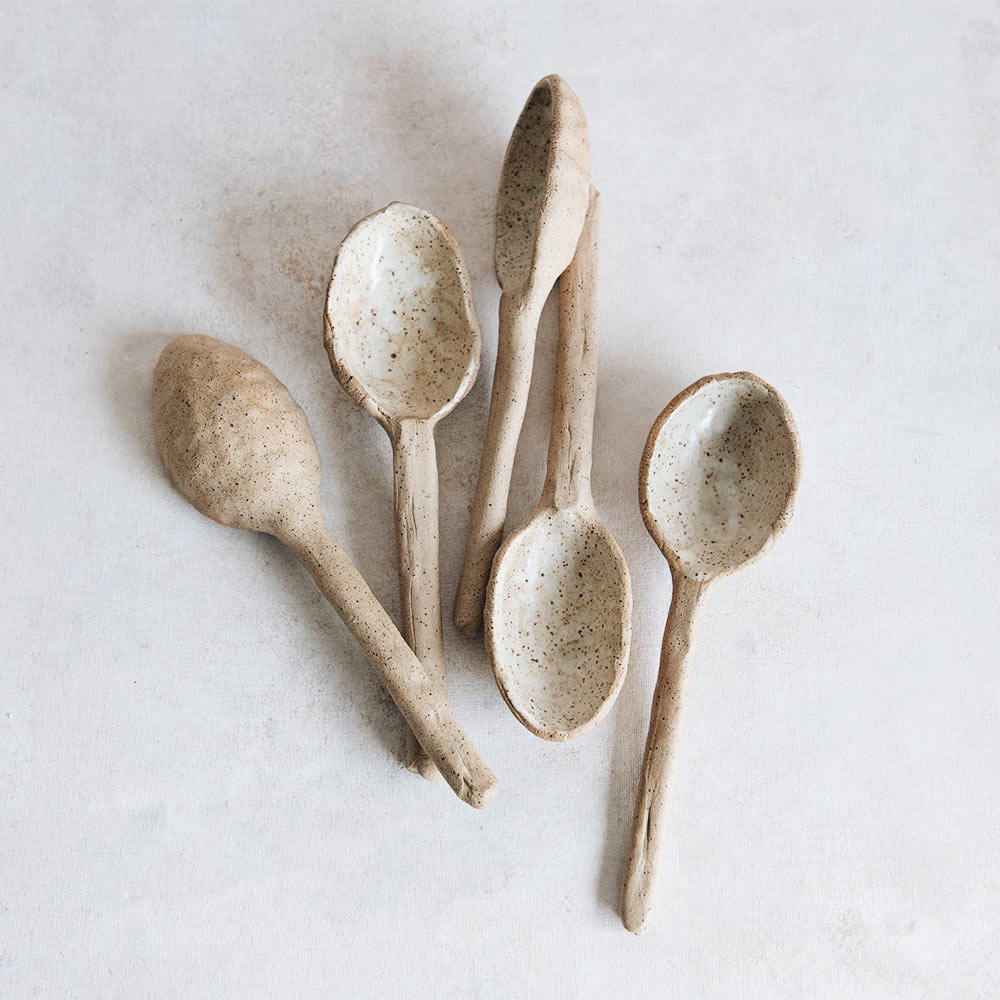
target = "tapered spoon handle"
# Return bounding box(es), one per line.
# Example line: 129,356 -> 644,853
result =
284,519 -> 498,809
621,573 -> 702,932
454,288 -> 544,637
392,418 -> 445,780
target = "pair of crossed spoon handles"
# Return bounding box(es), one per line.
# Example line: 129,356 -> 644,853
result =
438,74 -> 634,742
325,201 -> 482,781
326,77 -> 631,751
153,335 -> 496,810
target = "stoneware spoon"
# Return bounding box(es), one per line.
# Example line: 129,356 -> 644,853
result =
325,202 -> 481,780
454,73 -> 591,636
621,372 -> 801,933
484,189 -> 631,740
152,335 -> 497,809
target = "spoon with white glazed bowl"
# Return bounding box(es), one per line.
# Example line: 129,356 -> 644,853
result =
153,335 -> 497,809
325,203 -> 481,780
621,372 -> 800,933
454,73 -> 591,636
485,189 -> 631,740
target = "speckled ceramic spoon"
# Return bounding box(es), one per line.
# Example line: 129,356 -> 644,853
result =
325,203 -> 481,780
621,373 -> 801,933
484,189 -> 631,740
454,74 -> 591,636
153,335 -> 497,809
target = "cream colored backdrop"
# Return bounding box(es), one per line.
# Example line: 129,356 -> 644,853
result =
1,2 -> 997,996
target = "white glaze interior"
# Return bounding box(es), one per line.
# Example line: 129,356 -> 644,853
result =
644,376 -> 798,581
488,509 -> 630,739
495,80 -> 553,289
326,204 -> 479,422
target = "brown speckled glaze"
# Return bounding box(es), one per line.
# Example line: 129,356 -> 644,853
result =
153,335 -> 497,809
485,190 -> 632,741
325,203 -> 481,780
621,372 -> 800,933
455,74 -> 592,637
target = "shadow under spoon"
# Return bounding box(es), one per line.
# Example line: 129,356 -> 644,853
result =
621,372 -> 801,932
325,203 -> 481,780
153,334 -> 497,809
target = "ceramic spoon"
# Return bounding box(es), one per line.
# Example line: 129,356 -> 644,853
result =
152,335 -> 497,809
484,189 -> 632,740
325,203 -> 481,780
621,373 -> 801,933
454,74 -> 591,636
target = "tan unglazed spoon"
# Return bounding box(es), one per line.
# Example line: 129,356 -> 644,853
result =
621,372 -> 801,933
454,74 -> 591,636
153,335 -> 497,809
325,202 -> 481,780
485,190 -> 632,740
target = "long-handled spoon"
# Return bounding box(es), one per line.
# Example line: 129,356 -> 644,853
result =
454,73 -> 591,636
324,202 -> 481,780
484,189 -> 631,740
153,335 -> 497,809
621,373 -> 801,932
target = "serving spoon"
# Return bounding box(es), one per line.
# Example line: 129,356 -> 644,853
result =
484,189 -> 631,740
325,202 -> 481,780
621,372 -> 801,933
454,73 -> 591,636
153,335 -> 497,809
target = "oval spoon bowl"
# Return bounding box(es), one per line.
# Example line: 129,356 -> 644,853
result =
495,74 -> 591,294
325,202 -> 480,426
486,507 -> 630,741
641,372 -> 801,580
154,334 -> 322,535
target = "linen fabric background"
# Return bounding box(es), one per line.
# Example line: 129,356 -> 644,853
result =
1,2 -> 997,996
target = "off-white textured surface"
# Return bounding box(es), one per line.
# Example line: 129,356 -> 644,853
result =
2,3 -> 998,996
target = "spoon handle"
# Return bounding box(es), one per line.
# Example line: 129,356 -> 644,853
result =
621,573 -> 703,933
391,418 -> 445,780
454,288 -> 545,636
542,187 -> 600,510
283,519 -> 498,809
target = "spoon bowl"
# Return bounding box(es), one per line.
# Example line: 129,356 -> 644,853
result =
495,74 -> 591,296
487,507 -> 630,740
641,372 -> 800,580
325,202 -> 480,427
154,335 -> 322,536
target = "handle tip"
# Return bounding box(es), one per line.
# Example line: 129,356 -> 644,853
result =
620,897 -> 652,935
621,859 -> 655,935
453,590 -> 484,638
461,770 -> 500,810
